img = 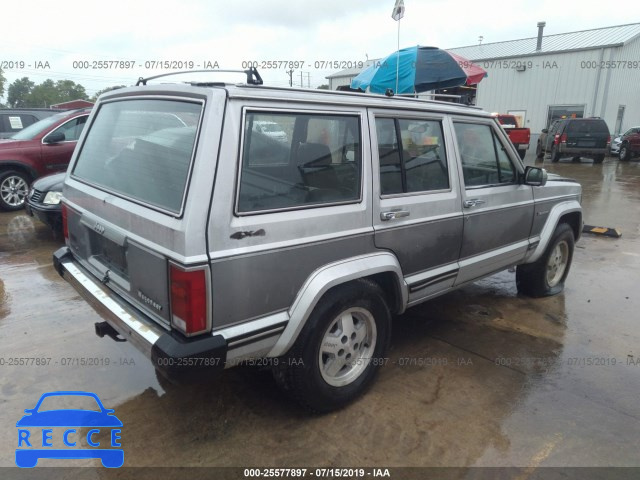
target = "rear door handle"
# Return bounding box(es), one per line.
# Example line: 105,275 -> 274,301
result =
463,199 -> 486,208
380,210 -> 410,221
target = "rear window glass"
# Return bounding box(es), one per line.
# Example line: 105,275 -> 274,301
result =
72,99 -> 202,214
566,120 -> 609,134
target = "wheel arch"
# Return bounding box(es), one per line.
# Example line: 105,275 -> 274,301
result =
0,162 -> 37,181
559,210 -> 582,241
524,200 -> 582,264
267,252 -> 407,357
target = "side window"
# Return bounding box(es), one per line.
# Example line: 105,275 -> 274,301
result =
49,116 -> 88,142
454,123 -> 516,187
1,114 -> 37,133
376,117 -> 449,195
237,112 -> 361,213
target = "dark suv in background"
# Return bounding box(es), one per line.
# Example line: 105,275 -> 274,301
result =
536,118 -> 610,163
0,108 -> 61,139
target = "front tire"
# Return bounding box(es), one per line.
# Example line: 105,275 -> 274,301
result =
273,279 -> 391,413
619,144 -> 631,161
536,142 -> 543,158
0,170 -> 30,211
516,223 -> 575,297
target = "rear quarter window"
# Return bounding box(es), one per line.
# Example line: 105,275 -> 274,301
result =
72,99 -> 203,214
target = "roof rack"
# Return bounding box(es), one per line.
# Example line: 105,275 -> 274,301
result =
136,67 -> 263,86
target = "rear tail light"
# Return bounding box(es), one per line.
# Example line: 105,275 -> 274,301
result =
553,134 -> 560,145
560,133 -> 567,143
62,203 -> 69,242
169,264 -> 208,336
607,135 -> 611,145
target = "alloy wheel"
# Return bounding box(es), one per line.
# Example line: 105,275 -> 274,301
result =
318,307 -> 377,387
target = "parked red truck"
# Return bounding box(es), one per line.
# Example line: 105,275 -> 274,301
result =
495,114 -> 530,160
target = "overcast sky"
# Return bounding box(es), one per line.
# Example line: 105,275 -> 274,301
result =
1,0 -> 636,100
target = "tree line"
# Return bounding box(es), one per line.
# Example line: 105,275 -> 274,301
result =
0,70 -> 124,108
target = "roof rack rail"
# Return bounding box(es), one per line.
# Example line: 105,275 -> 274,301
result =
136,67 -> 263,86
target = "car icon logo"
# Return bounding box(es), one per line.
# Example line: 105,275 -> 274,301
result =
16,391 -> 123,468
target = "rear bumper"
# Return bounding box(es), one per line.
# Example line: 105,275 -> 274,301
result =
559,146 -> 608,156
52,246 -> 227,383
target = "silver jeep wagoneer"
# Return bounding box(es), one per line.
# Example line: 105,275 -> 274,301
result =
54,69 -> 582,412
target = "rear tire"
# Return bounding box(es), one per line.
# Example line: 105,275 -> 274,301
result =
272,279 -> 391,413
518,149 -> 526,160
516,223 -> 575,297
550,145 -> 560,163
619,144 -> 631,161
0,170 -> 30,211
593,155 -> 605,164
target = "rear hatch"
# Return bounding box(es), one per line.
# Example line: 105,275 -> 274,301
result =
565,119 -> 609,149
62,86 -> 224,330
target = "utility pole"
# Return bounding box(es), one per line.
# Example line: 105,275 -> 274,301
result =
298,72 -> 311,88
287,69 -> 294,87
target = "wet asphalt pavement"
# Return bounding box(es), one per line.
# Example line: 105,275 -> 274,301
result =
0,155 -> 639,476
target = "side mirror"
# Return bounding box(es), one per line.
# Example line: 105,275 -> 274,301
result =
523,166 -> 547,186
541,128 -> 549,134
44,132 -> 65,144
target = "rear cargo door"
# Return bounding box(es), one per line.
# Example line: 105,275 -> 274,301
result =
63,89 -> 223,328
566,120 -> 608,149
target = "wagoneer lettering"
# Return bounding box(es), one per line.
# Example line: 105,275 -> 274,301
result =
137,290 -> 163,312
53,68 -> 582,413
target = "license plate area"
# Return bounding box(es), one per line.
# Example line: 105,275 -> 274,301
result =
88,230 -> 128,279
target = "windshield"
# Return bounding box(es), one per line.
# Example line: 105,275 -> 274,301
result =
72,99 -> 202,214
10,111 -> 72,140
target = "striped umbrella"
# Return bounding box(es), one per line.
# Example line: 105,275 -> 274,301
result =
351,46 -> 487,94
